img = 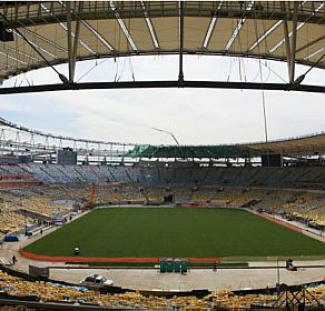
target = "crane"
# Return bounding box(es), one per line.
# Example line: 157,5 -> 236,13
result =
151,128 -> 180,146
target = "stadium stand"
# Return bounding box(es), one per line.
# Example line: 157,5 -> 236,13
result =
14,164 -> 325,190
1,164 -> 325,310
0,185 -> 76,239
2,165 -> 325,239
1,268 -> 325,310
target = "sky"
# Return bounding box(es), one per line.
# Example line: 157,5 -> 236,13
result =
1,54 -> 325,146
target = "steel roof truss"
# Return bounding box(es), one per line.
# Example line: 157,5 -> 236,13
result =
224,1 -> 254,51
42,3 -> 95,55
140,1 -> 159,49
202,1 -> 223,49
109,1 -> 138,52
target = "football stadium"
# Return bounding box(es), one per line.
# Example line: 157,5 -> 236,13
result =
2,1 -> 325,310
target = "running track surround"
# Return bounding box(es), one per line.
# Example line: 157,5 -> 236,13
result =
257,213 -> 303,233
19,250 -> 221,264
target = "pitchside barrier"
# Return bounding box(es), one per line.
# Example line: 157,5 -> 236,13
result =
160,258 -> 188,273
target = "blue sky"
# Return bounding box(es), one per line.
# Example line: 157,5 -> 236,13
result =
1,55 -> 324,146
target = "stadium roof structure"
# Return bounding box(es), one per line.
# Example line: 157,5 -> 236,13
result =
127,132 -> 325,159
1,115 -> 325,159
247,132 -> 325,157
1,1 -> 325,94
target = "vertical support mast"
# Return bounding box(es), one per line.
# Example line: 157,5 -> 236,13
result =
71,2 -> 81,80
289,2 -> 298,83
66,1 -> 81,83
178,1 -> 184,86
66,1 -> 73,83
282,1 -> 298,84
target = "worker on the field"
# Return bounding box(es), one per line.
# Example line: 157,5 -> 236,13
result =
213,261 -> 217,272
74,246 -> 80,256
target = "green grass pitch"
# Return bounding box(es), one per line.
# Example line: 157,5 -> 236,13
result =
24,207 -> 325,259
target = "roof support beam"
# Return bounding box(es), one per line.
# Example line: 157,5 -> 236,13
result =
178,1 -> 184,85
288,2 -> 298,83
281,2 -> 299,84
59,1 -> 115,52
1,45 -> 39,63
66,1 -> 73,83
202,16 -> 217,49
66,1 -> 81,82
0,51 -> 28,65
248,20 -> 283,52
13,31 -> 57,60
81,20 -> 115,51
23,28 -> 68,54
141,1 -> 159,49
3,1 -> 325,28
202,2 -> 224,50
42,3 -> 95,55
224,1 -> 254,51
71,17 -> 81,82
304,47 -> 325,61
282,2 -> 292,83
109,1 -> 138,52
298,35 -> 325,54
1,80 -> 325,95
